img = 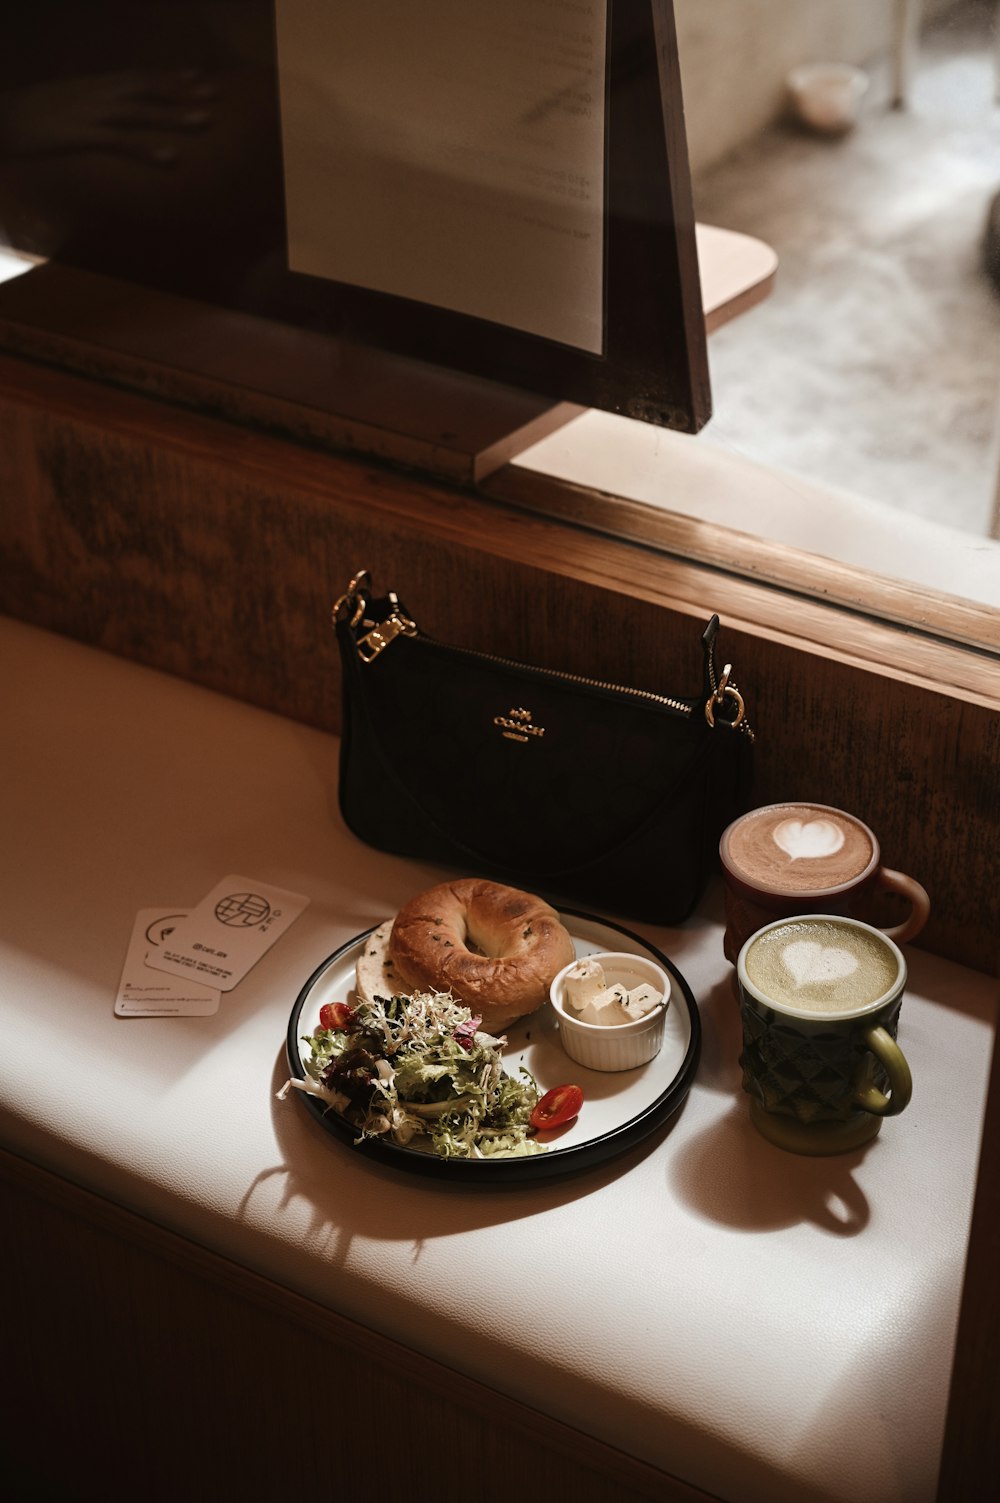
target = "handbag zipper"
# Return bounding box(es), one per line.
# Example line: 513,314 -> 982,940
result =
342,585 -> 754,738
355,604 -> 694,716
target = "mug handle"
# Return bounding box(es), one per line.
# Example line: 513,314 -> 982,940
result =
874,866 -> 930,944
853,1026 -> 913,1117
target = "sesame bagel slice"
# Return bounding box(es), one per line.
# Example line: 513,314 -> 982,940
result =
388,878 -> 575,1031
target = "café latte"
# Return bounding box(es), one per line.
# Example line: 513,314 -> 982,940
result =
723,803 -> 874,894
743,917 -> 899,1014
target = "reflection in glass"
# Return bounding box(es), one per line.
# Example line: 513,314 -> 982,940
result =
690,2 -> 1000,544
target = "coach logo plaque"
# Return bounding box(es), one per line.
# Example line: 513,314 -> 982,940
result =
494,706 -> 546,743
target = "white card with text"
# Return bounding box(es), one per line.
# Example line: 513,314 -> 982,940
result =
115,909 -> 221,1017
144,876 -> 309,991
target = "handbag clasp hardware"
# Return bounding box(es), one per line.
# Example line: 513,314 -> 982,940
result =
332,570 -> 372,630
356,609 -> 418,663
705,663 -> 748,733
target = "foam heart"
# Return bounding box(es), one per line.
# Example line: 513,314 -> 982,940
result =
782,939 -> 858,987
773,817 -> 845,861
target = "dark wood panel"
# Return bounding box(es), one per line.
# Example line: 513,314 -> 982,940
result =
936,1023 -> 1000,1503
0,1148 -> 715,1503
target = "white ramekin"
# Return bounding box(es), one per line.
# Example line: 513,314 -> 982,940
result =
549,951 -> 671,1072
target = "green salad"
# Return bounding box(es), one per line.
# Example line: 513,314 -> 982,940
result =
280,991 -> 547,1159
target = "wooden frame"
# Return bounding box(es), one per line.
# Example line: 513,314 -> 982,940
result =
0,0 -> 710,434
484,464 -> 1000,655
0,215 -> 775,489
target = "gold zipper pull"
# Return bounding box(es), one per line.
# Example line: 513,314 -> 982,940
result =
356,608 -> 417,663
705,663 -> 741,724
705,662 -> 754,740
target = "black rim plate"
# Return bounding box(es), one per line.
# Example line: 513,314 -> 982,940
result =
285,908 -> 700,1184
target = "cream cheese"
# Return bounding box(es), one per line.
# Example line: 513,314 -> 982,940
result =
564,960 -> 663,1027
580,983 -> 631,1027
622,982 -> 661,1020
562,957 -> 608,1010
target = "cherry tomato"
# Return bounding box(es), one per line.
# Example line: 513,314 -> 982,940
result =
319,1002 -> 354,1031
530,1084 -> 584,1132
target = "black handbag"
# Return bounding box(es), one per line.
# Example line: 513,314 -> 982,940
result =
333,570 -> 755,924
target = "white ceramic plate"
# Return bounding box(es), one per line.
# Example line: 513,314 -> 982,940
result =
285,909 -> 700,1182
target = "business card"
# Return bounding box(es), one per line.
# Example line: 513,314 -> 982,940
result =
115,908 -> 221,1017
144,875 -> 309,991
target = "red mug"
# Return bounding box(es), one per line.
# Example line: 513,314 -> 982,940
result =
720,802 -> 930,966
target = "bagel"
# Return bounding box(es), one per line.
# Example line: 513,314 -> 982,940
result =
388,878 -> 576,1031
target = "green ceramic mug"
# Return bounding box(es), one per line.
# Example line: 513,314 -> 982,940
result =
737,914 -> 913,1155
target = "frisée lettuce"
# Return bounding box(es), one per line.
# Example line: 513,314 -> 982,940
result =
278,990 -> 546,1159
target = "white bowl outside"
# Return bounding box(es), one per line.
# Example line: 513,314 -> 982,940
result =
787,62 -> 869,134
550,951 -> 671,1072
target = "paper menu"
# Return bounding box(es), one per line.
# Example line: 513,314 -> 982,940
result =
274,0 -> 607,353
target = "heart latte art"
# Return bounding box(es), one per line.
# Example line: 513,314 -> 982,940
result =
781,939 -> 858,987
744,918 -> 899,1013
723,803 -> 874,893
773,818 -> 845,861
